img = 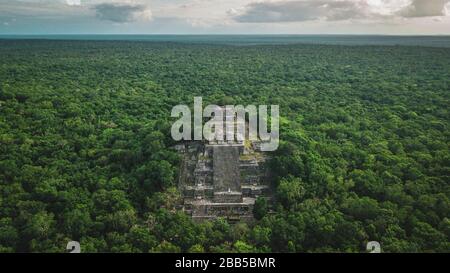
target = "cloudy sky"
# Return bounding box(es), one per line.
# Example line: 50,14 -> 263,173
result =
0,0 -> 449,34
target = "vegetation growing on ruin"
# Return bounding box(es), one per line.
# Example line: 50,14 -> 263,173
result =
0,39 -> 449,252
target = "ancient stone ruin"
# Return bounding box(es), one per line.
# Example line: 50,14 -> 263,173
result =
175,109 -> 271,222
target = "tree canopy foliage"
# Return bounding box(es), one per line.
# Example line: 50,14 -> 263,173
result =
0,40 -> 449,252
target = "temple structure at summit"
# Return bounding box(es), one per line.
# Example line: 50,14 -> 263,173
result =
175,107 -> 271,222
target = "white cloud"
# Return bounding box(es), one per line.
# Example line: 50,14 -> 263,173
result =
0,0 -> 449,34
233,0 -> 382,23
66,0 -> 81,6
0,0 -> 91,19
232,0 -> 450,23
400,0 -> 450,17
94,3 -> 152,23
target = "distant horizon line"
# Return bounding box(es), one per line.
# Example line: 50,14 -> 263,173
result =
1,34 -> 450,37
